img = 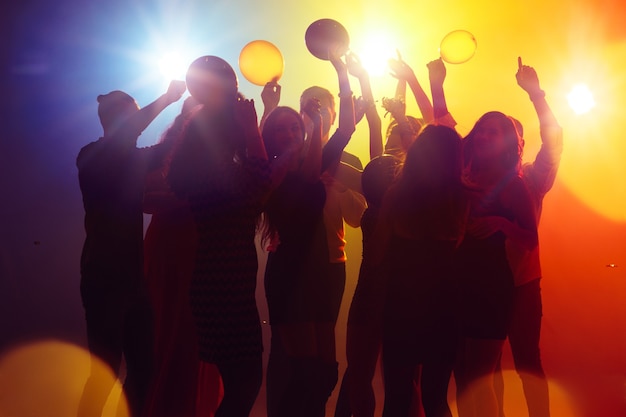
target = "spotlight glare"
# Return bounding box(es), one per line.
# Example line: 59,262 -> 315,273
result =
158,52 -> 188,81
567,83 -> 596,115
355,34 -> 395,78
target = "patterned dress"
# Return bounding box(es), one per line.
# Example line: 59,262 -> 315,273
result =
187,157 -> 271,363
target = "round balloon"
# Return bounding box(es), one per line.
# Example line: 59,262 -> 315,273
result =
305,18 -> 350,60
186,55 -> 238,104
238,40 -> 284,86
439,30 -> 477,64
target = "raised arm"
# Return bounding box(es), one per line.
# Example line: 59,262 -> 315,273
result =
427,58 -> 457,129
259,78 -> 281,131
333,47 -> 356,139
516,57 -> 562,149
116,80 -> 186,142
346,52 -> 383,159
516,57 -> 563,201
300,98 -> 323,183
388,54 -> 434,123
233,95 -> 268,161
321,46 -> 357,172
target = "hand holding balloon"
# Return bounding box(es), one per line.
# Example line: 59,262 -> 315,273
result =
329,43 -> 349,75
165,80 -> 187,103
261,79 -> 281,115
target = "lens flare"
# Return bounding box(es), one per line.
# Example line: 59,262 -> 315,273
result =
158,52 -> 189,81
567,84 -> 596,114
355,34 -> 396,77
0,340 -> 128,417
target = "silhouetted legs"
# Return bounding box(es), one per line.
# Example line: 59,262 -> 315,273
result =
78,276 -> 153,417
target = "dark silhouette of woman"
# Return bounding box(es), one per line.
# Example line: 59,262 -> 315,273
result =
261,47 -> 356,417
166,56 -> 270,417
455,111 -> 538,417
374,125 -> 467,417
143,95 -> 223,417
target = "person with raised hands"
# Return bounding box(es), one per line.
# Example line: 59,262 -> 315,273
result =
77,80 -> 185,417
492,57 -> 562,417
262,45 -> 357,417
165,56 -> 271,417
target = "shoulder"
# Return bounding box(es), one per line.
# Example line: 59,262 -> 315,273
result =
76,138 -> 104,167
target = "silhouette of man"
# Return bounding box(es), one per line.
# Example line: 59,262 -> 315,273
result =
76,81 -> 185,417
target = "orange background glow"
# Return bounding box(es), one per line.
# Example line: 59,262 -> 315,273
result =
1,1 -> 625,416
236,1 -> 626,416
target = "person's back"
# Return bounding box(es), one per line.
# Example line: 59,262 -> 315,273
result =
77,83 -> 185,417
78,136 -> 150,281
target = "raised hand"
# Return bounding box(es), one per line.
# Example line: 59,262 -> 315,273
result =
354,96 -> 371,124
427,58 -> 446,87
302,97 -> 322,128
515,57 -> 543,98
381,96 -> 406,120
388,52 -> 416,82
329,43 -> 348,74
261,78 -> 281,113
346,51 -> 368,79
165,80 -> 187,103
234,95 -> 260,133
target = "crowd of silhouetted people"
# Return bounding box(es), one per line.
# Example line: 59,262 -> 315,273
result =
76,38 -> 562,417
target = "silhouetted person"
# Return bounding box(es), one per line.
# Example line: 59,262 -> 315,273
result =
262,47 -> 356,417
77,81 -> 185,417
166,56 -> 270,417
374,125 -> 466,417
493,58 -> 562,417
455,111 -> 538,417
142,95 -> 223,417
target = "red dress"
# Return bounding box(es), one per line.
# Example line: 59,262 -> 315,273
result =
143,169 -> 222,417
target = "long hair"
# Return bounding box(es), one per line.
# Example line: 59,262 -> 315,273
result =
462,111 -> 523,181
258,106 -> 307,249
389,124 -> 465,240
166,99 -> 245,199
158,96 -> 201,146
261,106 -> 306,159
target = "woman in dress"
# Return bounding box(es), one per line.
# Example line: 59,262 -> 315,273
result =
261,48 -> 356,417
166,56 -> 271,417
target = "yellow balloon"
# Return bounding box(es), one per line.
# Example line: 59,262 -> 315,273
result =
439,30 -> 477,64
239,40 -> 284,86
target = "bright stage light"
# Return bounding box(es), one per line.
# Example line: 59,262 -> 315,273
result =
567,83 -> 596,114
353,33 -> 396,77
158,52 -> 189,81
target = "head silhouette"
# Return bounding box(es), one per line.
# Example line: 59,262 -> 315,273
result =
261,106 -> 306,160
97,91 -> 139,136
463,111 -> 523,176
186,55 -> 238,113
300,86 -> 336,139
